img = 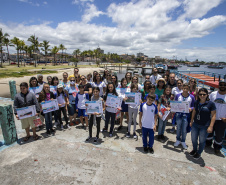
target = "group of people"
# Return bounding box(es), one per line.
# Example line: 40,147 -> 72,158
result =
13,67 -> 226,159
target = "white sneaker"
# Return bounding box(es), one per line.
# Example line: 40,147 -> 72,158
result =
174,140 -> 181,147
67,124 -> 71,130
181,142 -> 188,149
53,122 -> 58,128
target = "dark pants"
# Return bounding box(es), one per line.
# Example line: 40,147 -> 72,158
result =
206,120 -> 226,150
142,127 -> 154,148
58,107 -> 69,125
45,112 -> 52,131
105,110 -> 116,133
89,115 -> 101,138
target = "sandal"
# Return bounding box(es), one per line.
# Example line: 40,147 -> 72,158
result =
23,135 -> 31,142
33,134 -> 39,140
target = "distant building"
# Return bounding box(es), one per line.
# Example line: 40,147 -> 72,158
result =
137,52 -> 144,57
97,47 -> 104,54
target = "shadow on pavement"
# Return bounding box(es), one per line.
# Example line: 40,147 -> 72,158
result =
184,151 -> 205,167
162,140 -> 184,153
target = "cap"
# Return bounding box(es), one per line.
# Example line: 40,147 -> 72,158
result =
57,84 -> 64,88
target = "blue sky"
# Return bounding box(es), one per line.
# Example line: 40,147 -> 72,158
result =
1,0 -> 226,62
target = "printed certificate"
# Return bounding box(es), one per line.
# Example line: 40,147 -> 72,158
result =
106,94 -> 122,108
125,92 -> 142,105
50,85 -> 57,94
41,99 -> 59,114
218,104 -> 226,119
159,104 -> 170,121
85,101 -> 103,114
16,105 -> 36,120
116,88 -> 130,98
29,86 -> 42,98
170,101 -> 189,113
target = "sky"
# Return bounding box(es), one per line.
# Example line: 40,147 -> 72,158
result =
1,0 -> 226,62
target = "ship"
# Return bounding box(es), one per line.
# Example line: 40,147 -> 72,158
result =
207,65 -> 224,69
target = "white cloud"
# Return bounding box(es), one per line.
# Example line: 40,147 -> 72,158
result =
2,0 -> 226,62
182,0 -> 223,19
82,4 -> 104,23
43,1 -> 47,5
18,0 -> 40,7
72,0 -> 94,5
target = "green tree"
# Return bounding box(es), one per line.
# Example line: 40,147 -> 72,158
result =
19,40 -> 25,66
41,40 -> 50,65
59,44 -> 66,64
0,29 -> 10,67
23,45 -> 29,66
73,49 -> 81,60
10,37 -> 21,67
28,34 -> 39,67
3,37 -> 13,64
69,57 -> 79,67
51,46 -> 59,66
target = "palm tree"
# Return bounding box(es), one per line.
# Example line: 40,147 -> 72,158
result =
0,29 -> 10,67
41,40 -> 50,65
10,37 -> 21,67
59,44 -> 66,64
28,34 -> 39,67
19,40 -> 25,66
94,49 -> 101,63
51,46 -> 59,66
73,49 -> 80,60
23,45 -> 29,66
3,37 -> 13,64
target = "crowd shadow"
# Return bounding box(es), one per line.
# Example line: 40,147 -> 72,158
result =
162,140 -> 184,153
184,151 -> 206,167
85,138 -> 104,145
204,146 -> 225,158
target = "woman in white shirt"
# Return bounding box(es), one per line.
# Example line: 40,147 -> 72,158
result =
92,73 -> 106,97
172,79 -> 183,97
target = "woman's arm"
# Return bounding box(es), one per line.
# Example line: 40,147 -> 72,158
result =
207,110 -> 216,133
190,108 -> 196,127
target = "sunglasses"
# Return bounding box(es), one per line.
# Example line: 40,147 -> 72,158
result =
191,81 -> 195,83
70,80 -> 75,82
81,78 -> 86,80
159,81 -> 164,83
111,78 -> 116,79
199,94 -> 207,96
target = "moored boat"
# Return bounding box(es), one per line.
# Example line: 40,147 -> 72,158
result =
207,65 -> 224,69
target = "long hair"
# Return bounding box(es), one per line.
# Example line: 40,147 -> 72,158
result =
189,78 -> 197,91
57,88 -> 67,97
157,80 -> 166,89
51,76 -> 59,86
197,88 -> 209,102
125,72 -> 132,83
120,78 -> 127,87
29,77 -> 38,87
40,83 -> 50,99
106,82 -> 118,96
111,74 -> 118,87
143,80 -> 151,91
93,73 -> 102,83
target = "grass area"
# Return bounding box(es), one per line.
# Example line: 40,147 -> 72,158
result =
0,69 -> 58,79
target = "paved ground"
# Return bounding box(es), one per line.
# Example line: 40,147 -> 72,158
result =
0,111 -> 226,185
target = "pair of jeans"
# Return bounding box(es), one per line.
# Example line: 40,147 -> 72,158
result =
89,115 -> 101,138
44,112 -> 52,130
128,107 -> 138,133
105,110 -> 116,133
158,118 -> 167,135
176,113 -> 188,142
58,107 -> 69,125
191,123 -> 208,154
142,127 -> 154,148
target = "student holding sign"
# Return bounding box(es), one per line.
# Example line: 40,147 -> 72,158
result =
14,82 -> 40,141
39,84 -> 55,135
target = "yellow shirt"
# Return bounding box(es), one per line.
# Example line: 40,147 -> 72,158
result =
68,74 -> 81,80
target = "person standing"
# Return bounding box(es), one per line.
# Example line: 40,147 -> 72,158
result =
92,73 -> 106,97
68,67 -> 80,80
60,72 -> 70,88
174,83 -> 195,149
150,68 -> 162,85
167,73 -> 177,89
206,80 -> 226,155
190,88 -> 216,159
14,82 -> 40,141
37,74 -> 46,88
139,94 -> 158,153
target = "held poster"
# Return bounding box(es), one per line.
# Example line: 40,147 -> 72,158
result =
41,99 -> 59,114
170,101 -> 189,113
85,101 -> 103,114
159,104 -> 170,121
106,94 -> 122,108
16,105 -> 36,120
116,88 -> 131,98
125,92 -> 141,105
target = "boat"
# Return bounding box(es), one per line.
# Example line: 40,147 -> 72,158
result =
207,65 -> 224,69
155,64 -> 167,73
167,65 -> 178,70
187,64 -> 200,67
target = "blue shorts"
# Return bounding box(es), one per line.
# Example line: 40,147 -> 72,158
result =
68,104 -> 76,116
78,109 -> 87,117
121,101 -> 128,112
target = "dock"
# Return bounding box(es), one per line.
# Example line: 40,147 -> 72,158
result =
174,71 -> 226,89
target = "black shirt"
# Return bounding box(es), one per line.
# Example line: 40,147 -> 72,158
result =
167,80 -> 177,89
194,100 -> 216,126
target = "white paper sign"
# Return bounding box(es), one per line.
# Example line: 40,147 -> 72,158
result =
50,85 -> 57,94
125,92 -> 141,105
41,99 -> 59,114
116,88 -> 131,98
170,101 -> 189,113
16,105 -> 36,120
106,94 -> 122,108
29,86 -> 42,98
218,104 -> 226,119
85,101 -> 103,114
